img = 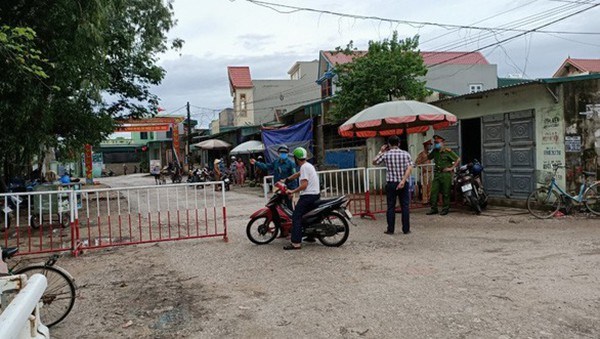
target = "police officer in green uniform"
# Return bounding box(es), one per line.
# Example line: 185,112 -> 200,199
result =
426,135 -> 461,216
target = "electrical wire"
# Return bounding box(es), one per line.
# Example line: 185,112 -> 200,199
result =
242,0 -> 600,35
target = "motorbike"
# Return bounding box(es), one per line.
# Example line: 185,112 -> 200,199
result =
454,160 -> 488,214
246,182 -> 351,247
220,172 -> 231,191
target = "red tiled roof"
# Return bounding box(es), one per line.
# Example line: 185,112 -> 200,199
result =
553,58 -> 600,77
565,58 -> 600,73
322,50 -> 489,66
227,66 -> 253,88
421,51 -> 489,65
322,51 -> 367,66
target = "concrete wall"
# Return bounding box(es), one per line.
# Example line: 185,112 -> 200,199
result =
219,108 -> 234,127
435,83 -> 567,188
233,88 -> 254,126
425,64 -> 498,95
252,61 -> 320,125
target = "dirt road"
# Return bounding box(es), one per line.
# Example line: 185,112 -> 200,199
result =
49,175 -> 600,338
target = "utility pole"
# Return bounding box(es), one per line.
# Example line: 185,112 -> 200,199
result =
186,101 -> 191,165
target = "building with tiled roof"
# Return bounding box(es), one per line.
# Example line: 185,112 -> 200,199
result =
317,49 -> 497,102
225,62 -> 320,129
553,57 -> 600,78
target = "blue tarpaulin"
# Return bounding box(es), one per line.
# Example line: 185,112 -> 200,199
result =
262,119 -> 313,162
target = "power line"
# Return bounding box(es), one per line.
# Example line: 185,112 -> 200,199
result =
242,0 -> 600,35
427,2 -> 600,67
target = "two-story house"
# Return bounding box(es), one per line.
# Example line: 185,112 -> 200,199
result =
227,61 -> 320,127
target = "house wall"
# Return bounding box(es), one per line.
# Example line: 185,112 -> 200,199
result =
252,62 -> 320,125
561,79 -> 600,192
434,83 -> 567,189
233,88 -> 254,126
219,108 -> 234,127
425,64 -> 498,95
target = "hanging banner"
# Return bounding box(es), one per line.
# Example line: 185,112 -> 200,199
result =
172,124 -> 181,165
261,119 -> 313,162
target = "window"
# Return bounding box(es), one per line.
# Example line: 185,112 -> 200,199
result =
166,130 -> 172,139
140,132 -> 148,140
321,78 -> 332,98
469,83 -> 483,93
240,94 -> 247,109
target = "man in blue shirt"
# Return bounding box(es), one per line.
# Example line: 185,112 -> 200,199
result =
251,145 -> 298,208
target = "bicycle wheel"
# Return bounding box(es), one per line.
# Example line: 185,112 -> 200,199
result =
14,265 -> 76,327
527,187 -> 561,219
584,183 -> 600,216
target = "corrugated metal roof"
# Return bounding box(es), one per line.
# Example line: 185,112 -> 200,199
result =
432,73 -> 600,104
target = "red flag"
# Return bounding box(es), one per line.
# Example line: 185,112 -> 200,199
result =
157,107 -> 166,112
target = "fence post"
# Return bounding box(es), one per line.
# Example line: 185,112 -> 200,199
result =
362,168 -> 376,220
221,181 -> 228,243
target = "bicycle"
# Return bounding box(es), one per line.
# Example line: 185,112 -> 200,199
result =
0,247 -> 76,327
527,163 -> 600,219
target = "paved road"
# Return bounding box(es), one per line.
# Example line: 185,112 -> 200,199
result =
50,174 -> 600,338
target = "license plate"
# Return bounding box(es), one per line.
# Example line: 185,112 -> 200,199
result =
344,209 -> 353,219
461,183 -> 473,192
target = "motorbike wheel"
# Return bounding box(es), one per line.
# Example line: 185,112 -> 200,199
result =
318,211 -> 350,247
30,214 -> 40,229
246,216 -> 278,245
468,195 -> 482,215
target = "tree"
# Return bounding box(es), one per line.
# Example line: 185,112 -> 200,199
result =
0,0 -> 183,180
330,32 -> 429,121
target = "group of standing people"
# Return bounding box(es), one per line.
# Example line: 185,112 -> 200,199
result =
228,156 -> 247,186
375,134 -> 461,236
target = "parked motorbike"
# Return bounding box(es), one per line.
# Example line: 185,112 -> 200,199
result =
454,160 -> 488,214
246,182 -> 351,247
220,172 -> 231,191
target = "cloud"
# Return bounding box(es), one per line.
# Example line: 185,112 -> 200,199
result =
237,34 -> 274,50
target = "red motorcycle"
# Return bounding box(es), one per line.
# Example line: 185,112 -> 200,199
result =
246,182 -> 351,247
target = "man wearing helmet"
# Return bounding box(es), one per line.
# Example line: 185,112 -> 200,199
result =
251,145 -> 298,209
281,147 -> 320,250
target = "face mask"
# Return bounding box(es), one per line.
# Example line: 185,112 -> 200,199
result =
434,143 -> 442,150
279,153 -> 288,160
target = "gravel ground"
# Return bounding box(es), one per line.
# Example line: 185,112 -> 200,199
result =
47,174 -> 600,338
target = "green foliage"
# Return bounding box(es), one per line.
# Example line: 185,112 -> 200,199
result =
0,0 -> 182,177
330,32 -> 429,121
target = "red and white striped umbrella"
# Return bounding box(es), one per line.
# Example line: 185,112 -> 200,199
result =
338,100 -> 457,138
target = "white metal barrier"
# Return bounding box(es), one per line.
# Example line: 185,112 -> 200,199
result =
263,168 -> 368,216
0,274 -> 50,339
263,165 -> 434,218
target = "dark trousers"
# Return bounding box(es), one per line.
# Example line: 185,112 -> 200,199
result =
430,172 -> 453,212
386,182 -> 410,234
291,194 -> 320,244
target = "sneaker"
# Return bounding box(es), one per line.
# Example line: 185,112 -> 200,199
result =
440,210 -> 449,216
426,210 -> 438,215
384,231 -> 394,235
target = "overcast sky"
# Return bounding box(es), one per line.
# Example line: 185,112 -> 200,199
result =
151,0 -> 600,126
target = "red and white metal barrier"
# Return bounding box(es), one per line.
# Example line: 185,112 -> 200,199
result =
74,181 -> 228,254
263,168 -> 368,216
364,164 -> 434,217
1,181 -> 228,257
1,189 -> 77,256
263,165 -> 434,220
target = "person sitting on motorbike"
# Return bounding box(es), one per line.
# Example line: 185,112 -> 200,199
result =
282,147 -> 320,251
250,145 -> 298,210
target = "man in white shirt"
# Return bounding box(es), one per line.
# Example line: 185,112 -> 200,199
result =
282,147 -> 320,250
